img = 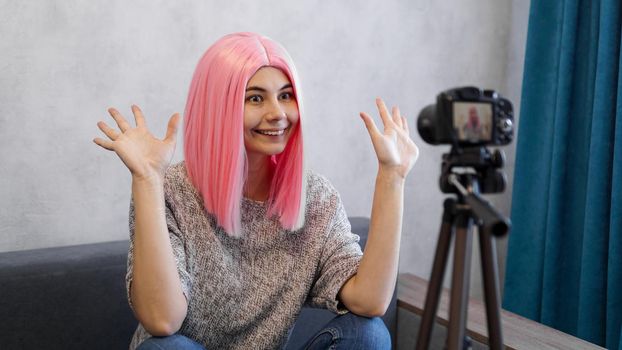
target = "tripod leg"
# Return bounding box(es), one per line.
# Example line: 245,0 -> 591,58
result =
478,228 -> 504,349
447,217 -> 473,350
416,224 -> 453,350
416,199 -> 457,350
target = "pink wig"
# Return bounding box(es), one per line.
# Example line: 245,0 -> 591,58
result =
183,32 -> 307,237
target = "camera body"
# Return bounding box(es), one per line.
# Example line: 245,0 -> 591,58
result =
417,87 -> 514,146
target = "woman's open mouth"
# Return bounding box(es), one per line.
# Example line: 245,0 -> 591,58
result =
254,128 -> 286,136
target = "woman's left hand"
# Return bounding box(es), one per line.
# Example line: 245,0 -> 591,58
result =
359,98 -> 419,179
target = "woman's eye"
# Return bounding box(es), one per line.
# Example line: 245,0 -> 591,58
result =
246,95 -> 263,103
280,92 -> 294,100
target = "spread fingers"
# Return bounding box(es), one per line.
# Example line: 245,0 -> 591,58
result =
392,106 -> 403,128
93,137 -> 114,151
97,121 -> 120,141
108,108 -> 131,132
131,105 -> 147,128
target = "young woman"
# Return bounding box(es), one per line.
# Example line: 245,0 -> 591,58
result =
94,32 -> 418,350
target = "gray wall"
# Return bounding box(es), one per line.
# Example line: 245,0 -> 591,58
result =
0,0 -> 529,298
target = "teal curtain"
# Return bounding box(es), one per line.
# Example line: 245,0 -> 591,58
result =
503,0 -> 622,349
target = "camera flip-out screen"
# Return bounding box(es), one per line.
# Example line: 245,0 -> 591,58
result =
453,102 -> 493,143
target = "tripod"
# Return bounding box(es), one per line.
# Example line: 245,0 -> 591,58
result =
416,148 -> 511,350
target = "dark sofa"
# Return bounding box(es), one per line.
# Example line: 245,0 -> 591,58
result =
0,217 -> 396,349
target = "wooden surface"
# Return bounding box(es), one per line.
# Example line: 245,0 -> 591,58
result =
397,273 -> 605,350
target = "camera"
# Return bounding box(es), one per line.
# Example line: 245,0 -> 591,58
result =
417,86 -> 514,146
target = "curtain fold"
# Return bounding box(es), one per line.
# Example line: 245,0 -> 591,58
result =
503,0 -> 622,348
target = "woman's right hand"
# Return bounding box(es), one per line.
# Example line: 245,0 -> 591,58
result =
94,105 -> 181,182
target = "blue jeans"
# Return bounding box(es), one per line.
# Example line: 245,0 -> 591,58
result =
136,313 -> 391,350
300,313 -> 391,349
136,334 -> 205,350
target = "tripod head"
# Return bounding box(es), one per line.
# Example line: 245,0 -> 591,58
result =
439,146 -> 507,195
439,146 -> 511,237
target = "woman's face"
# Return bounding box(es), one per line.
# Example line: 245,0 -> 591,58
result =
243,66 -> 299,159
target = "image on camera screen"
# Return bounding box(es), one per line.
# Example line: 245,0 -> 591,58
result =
453,102 -> 493,143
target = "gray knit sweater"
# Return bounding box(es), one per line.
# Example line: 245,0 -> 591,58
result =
126,162 -> 363,349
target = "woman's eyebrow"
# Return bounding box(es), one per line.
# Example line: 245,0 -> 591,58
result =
245,84 -> 293,92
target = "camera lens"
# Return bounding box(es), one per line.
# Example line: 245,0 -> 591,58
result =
417,105 -> 438,144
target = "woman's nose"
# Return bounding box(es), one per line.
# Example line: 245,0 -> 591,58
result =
265,100 -> 286,121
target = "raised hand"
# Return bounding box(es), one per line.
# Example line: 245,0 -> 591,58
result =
93,105 -> 181,182
359,98 -> 419,179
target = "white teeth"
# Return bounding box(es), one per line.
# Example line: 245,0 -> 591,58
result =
256,129 -> 285,136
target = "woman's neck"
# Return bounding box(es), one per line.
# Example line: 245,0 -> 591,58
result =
244,153 -> 273,202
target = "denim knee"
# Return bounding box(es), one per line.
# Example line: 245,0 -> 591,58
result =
347,314 -> 391,349
303,313 -> 391,350
136,334 -> 206,350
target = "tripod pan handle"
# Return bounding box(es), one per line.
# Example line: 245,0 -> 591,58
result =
465,194 -> 511,236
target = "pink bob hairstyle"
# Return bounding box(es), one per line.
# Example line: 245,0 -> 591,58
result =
183,32 -> 307,237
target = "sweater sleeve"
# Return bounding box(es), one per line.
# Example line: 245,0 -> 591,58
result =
306,192 -> 363,314
125,196 -> 193,310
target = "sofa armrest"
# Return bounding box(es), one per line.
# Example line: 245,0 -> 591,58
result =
0,240 -> 136,349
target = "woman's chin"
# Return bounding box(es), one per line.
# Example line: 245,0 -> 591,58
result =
246,145 -> 287,158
